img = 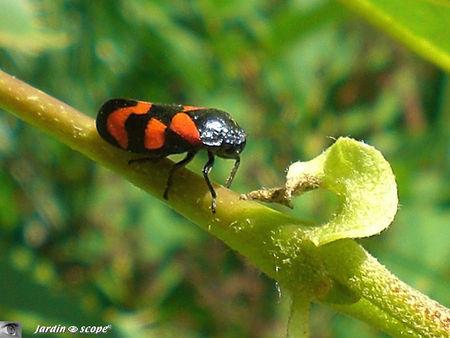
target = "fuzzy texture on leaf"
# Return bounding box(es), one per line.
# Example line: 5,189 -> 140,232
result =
243,137 -> 398,246
301,138 -> 398,245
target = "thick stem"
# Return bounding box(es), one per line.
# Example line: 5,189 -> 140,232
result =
319,240 -> 450,337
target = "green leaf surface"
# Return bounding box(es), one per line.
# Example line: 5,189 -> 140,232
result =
339,0 -> 450,72
285,138 -> 398,245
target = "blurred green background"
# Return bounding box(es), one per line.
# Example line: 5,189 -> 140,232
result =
0,1 -> 448,337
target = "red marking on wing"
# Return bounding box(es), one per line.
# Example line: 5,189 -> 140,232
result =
145,118 -> 167,149
107,101 -> 151,149
182,105 -> 203,112
170,112 -> 201,145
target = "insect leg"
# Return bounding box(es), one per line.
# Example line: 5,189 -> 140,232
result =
202,151 -> 217,213
225,156 -> 240,188
164,151 -> 197,200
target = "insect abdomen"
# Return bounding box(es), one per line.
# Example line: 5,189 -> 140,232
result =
96,99 -> 203,154
96,99 -> 152,151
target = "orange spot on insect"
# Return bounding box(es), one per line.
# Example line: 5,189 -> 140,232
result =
170,113 -> 201,145
107,101 -> 151,149
183,105 -> 203,112
145,118 -> 167,149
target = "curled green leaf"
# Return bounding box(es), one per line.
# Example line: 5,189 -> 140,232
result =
296,137 -> 398,245
242,137 -> 398,246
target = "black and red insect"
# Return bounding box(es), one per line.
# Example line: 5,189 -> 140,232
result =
96,98 -> 246,213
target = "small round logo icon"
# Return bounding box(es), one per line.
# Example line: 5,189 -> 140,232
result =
68,326 -> 78,333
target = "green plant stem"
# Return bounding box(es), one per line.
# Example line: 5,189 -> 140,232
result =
287,292 -> 310,338
0,69 -> 448,337
320,240 -> 450,337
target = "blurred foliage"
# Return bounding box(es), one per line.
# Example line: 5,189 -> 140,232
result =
0,0 -> 448,337
341,0 -> 450,72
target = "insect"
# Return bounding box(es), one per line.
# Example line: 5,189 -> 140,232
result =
96,98 -> 246,213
